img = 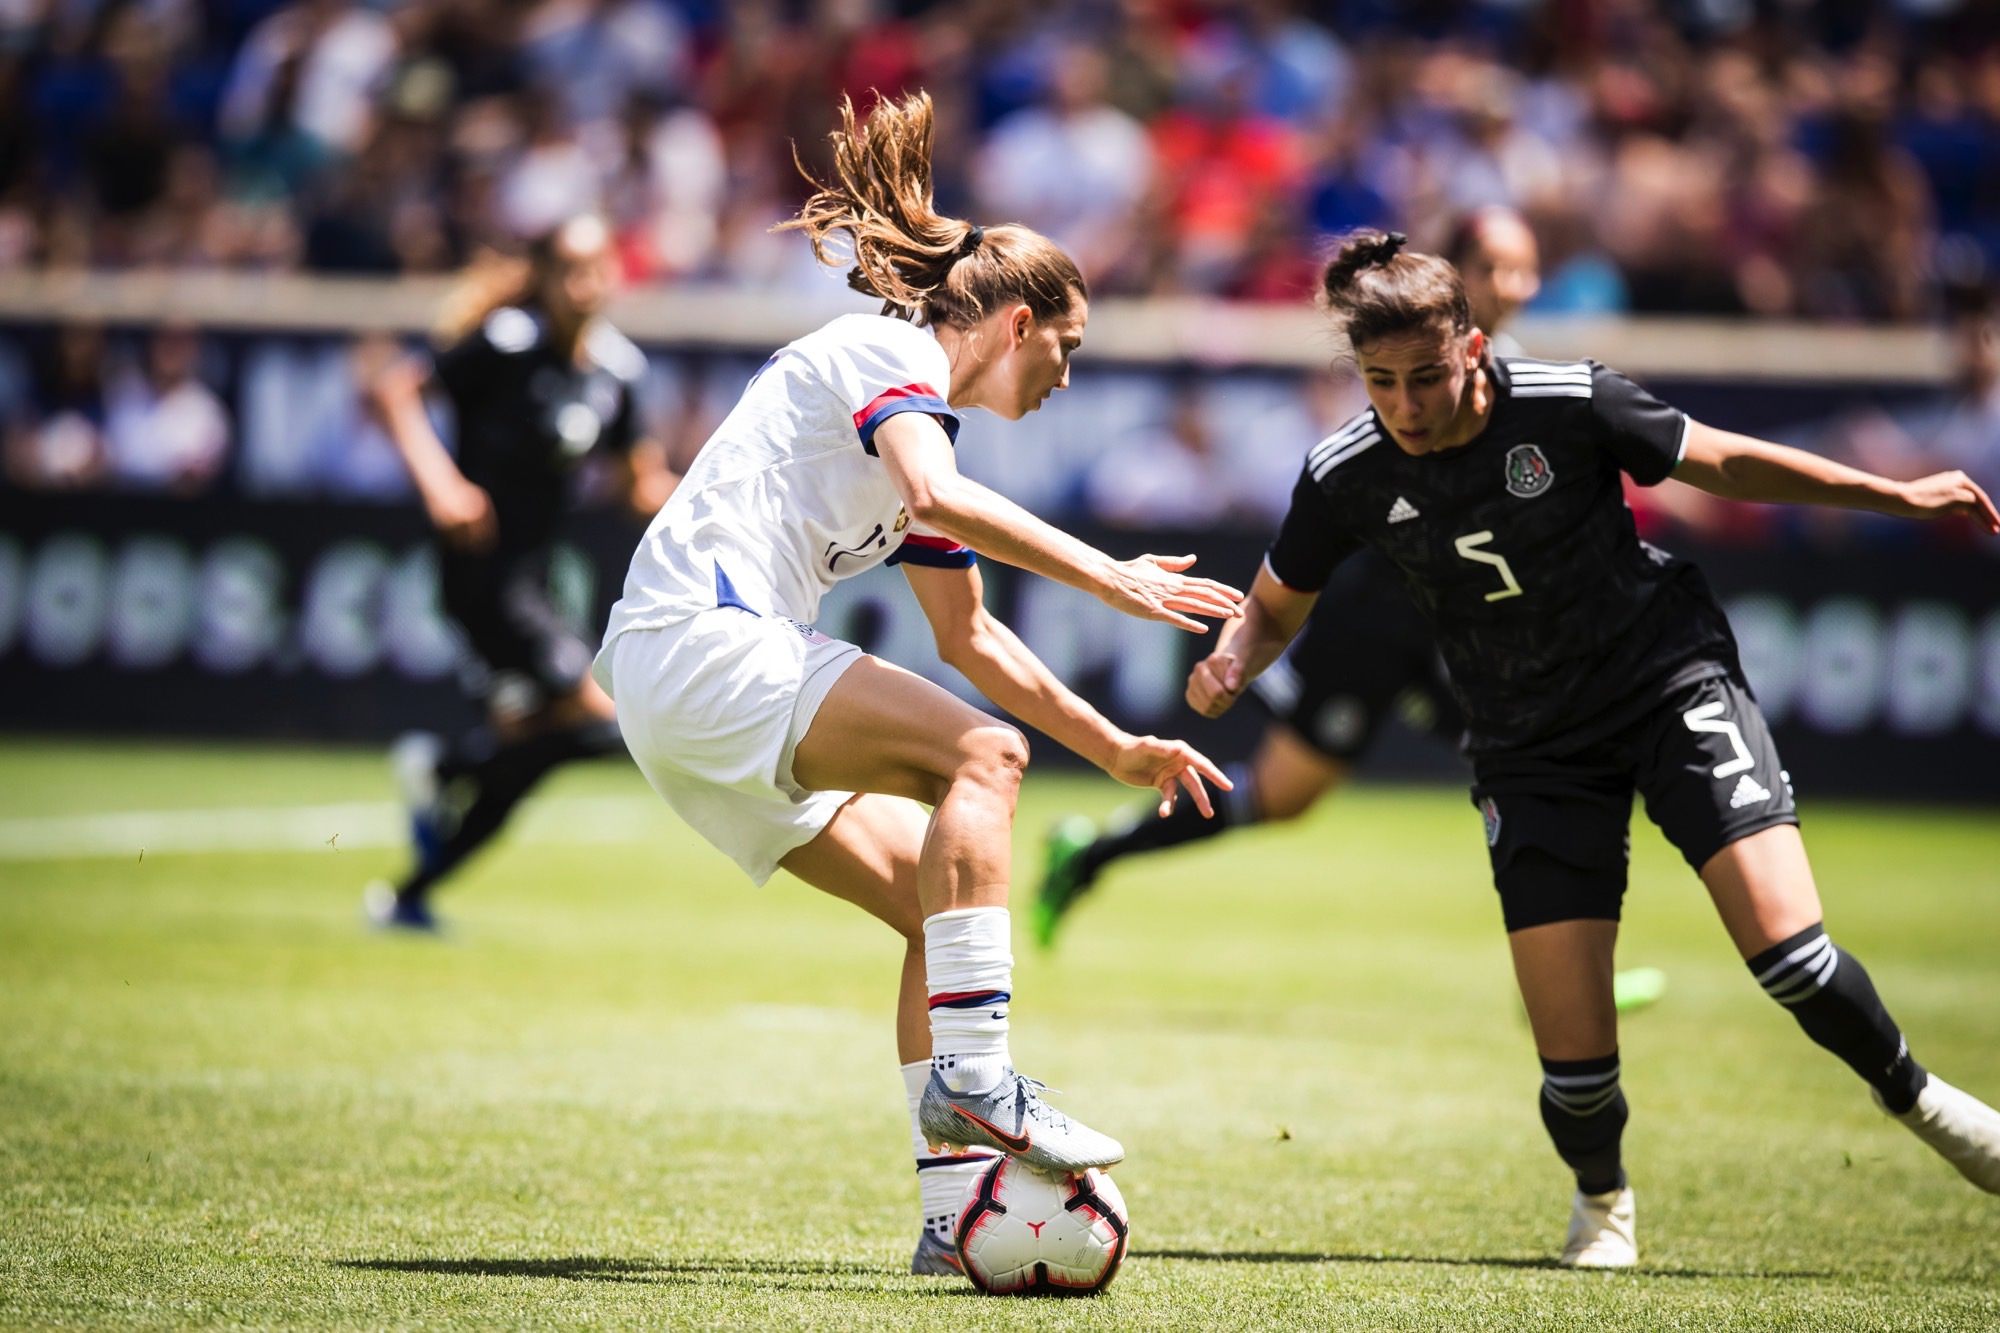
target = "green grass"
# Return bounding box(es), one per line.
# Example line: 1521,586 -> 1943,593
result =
1,738 -> 1996,1329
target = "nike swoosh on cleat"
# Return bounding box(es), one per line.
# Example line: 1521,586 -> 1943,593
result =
951,1105 -> 1031,1154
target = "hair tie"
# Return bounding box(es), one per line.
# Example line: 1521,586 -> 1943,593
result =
958,224 -> 985,256
1377,231 -> 1408,261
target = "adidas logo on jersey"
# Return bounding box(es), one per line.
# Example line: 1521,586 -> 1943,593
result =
1728,773 -> 1772,809
1387,496 -> 1420,524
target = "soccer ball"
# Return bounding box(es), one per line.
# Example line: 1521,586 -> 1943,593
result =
954,1156 -> 1130,1296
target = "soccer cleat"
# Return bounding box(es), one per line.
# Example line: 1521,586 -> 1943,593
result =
363,879 -> 439,933
390,731 -> 447,871
919,1069 -> 1125,1174
909,1227 -> 962,1276
1031,816 -> 1102,949
1878,1075 -> 2000,1194
1559,1185 -> 1637,1268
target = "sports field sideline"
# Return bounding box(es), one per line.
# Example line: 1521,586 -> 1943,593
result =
2,739 -> 1996,1329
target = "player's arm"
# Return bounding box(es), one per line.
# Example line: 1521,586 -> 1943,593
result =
369,355 -> 496,551
611,437 -> 678,518
873,412 -> 1242,632
1673,422 -> 1998,533
1186,561 -> 1318,719
903,561 -> 1230,816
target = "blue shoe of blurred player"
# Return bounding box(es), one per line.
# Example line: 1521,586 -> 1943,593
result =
363,879 -> 439,933
390,732 -> 447,873
909,1227 -> 962,1276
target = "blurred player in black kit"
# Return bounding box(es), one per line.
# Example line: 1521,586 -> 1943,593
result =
1189,230 -> 2000,1266
1033,207 -> 1555,950
363,215 -> 674,929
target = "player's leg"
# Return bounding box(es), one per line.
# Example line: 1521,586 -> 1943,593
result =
1702,827 -> 2000,1192
1033,722 -> 1347,945
373,556 -> 621,926
1643,672 -> 1999,1193
779,794 -> 997,1274
1034,593 -> 1390,947
1478,769 -> 1640,1267
789,656 -> 1123,1173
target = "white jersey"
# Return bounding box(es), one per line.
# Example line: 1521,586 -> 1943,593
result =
602,313 -> 976,646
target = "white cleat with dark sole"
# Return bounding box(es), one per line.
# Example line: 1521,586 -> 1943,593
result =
1879,1075 -> 2000,1194
918,1069 -> 1124,1174
1560,1186 -> 1637,1269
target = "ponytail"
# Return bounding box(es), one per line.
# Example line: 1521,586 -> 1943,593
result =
778,91 -> 1084,329
1319,229 -> 1472,357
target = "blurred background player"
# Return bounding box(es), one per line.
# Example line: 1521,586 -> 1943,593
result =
363,214 -> 675,930
595,92 -> 1240,1276
1190,230 -> 2000,1268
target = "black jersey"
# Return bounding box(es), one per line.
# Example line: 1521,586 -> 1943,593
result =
429,306 -> 645,551
1265,356 -> 1738,755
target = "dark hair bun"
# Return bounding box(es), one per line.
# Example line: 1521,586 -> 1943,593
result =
1357,231 -> 1408,265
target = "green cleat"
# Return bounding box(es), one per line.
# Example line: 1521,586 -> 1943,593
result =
1613,967 -> 1668,1014
1031,816 -> 1102,950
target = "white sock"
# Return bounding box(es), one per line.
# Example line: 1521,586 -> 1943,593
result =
903,1060 -> 995,1240
924,906 -> 1013,1095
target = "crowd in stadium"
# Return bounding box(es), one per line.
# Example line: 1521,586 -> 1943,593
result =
3,0 -> 1999,318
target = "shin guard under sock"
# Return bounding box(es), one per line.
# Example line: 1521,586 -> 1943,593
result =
1749,922 -> 1928,1114
1540,1052 -> 1628,1196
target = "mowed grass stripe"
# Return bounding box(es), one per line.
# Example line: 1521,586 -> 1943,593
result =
1,740 -> 1996,1329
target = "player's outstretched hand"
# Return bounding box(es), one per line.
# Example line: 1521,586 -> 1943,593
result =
1186,651 -> 1246,719
1097,554 -> 1244,633
429,479 -> 498,552
1107,734 -> 1233,818
1893,471 -> 2000,534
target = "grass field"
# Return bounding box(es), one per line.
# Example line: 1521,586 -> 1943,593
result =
2,738 -> 1997,1329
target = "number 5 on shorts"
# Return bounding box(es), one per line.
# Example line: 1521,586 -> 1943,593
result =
1682,700 -> 1755,778
1454,531 -> 1523,602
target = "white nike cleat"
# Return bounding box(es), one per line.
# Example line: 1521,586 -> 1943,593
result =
918,1069 -> 1124,1173
1878,1075 -> 2000,1194
1559,1185 -> 1637,1268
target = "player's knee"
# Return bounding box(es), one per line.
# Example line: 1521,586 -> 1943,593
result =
955,724 -> 1030,796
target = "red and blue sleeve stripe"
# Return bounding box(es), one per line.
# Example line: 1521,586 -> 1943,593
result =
887,532 -> 976,569
853,383 -> 961,456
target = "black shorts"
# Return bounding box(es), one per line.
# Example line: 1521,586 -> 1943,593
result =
440,547 -> 596,718
1470,668 -> 1799,933
1250,561 -> 1463,761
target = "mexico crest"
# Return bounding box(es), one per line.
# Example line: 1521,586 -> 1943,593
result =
1504,444 -> 1553,498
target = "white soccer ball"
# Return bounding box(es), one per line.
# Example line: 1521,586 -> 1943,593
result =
954,1156 -> 1130,1296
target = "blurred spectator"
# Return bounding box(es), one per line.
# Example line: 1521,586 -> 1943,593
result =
5,324 -> 109,490
973,43 -> 1153,290
1823,284 -> 2000,501
1149,62 -> 1308,294
0,0 -> 1989,323
1084,377 -> 1298,528
102,325 -> 231,493
218,0 -> 397,159
602,94 -> 726,282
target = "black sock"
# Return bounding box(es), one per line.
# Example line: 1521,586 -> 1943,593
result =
398,720 -> 623,902
1078,761 -> 1256,881
1539,1052 -> 1628,1196
1748,922 -> 1928,1114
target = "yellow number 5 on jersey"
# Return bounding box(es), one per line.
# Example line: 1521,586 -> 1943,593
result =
1454,531 -> 1524,602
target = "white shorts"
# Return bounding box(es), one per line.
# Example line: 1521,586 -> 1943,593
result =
596,610 -> 863,885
